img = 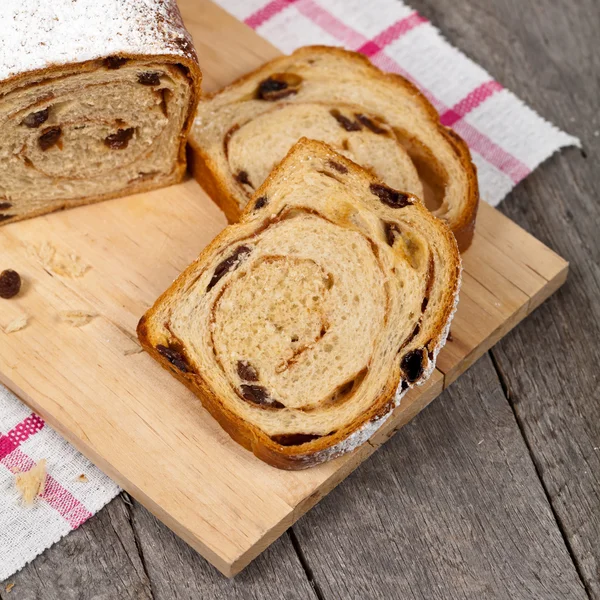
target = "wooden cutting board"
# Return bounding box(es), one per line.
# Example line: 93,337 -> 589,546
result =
0,0 -> 568,577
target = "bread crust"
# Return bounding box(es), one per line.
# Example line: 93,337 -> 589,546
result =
189,45 -> 479,250
140,139 -> 460,469
0,52 -> 201,226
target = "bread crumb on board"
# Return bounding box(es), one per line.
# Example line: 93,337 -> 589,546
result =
28,242 -> 90,278
4,314 -> 28,334
15,459 -> 47,505
77,473 -> 89,483
60,310 -> 97,327
5,582 -> 15,593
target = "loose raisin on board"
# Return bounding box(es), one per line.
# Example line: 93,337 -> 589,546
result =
138,72 -> 161,86
156,344 -> 189,373
22,108 -> 49,128
38,127 -> 62,151
206,245 -> 252,292
237,360 -> 259,382
104,128 -> 135,150
257,73 -> 302,100
0,269 -> 22,299
370,183 -> 412,208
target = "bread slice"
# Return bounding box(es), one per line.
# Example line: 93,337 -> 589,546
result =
138,139 -> 461,469
189,45 -> 479,250
0,0 -> 201,226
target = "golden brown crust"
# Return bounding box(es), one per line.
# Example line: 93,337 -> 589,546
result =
139,138 -> 461,470
0,53 -> 201,226
189,45 -> 478,251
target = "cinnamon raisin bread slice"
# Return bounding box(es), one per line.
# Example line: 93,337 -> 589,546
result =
190,45 -> 479,250
138,139 -> 461,470
0,0 -> 201,225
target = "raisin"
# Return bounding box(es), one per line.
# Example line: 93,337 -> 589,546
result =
38,126 -> 62,151
22,108 -> 49,128
370,183 -> 412,208
104,128 -> 135,150
0,269 -> 22,299
421,297 -> 429,312
254,196 -> 268,210
0,214 -> 13,223
235,170 -> 252,186
138,72 -> 161,86
257,72 -> 302,101
104,56 -> 128,69
401,349 -> 425,383
271,433 -> 322,446
400,380 -> 409,392
355,113 -> 387,134
156,344 -> 189,372
240,385 -> 284,408
206,245 -> 252,291
330,109 -> 361,132
383,221 -> 399,246
327,159 -> 348,174
237,360 -> 259,382
0,202 -> 12,211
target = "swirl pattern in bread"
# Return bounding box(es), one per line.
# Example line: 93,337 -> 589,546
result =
138,139 -> 461,469
190,45 -> 478,250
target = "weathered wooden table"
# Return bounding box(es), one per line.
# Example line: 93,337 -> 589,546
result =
1,0 -> 598,598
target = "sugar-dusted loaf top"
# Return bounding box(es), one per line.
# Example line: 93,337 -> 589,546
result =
0,0 -> 197,82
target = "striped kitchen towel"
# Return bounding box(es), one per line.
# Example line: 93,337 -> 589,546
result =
0,0 -> 578,583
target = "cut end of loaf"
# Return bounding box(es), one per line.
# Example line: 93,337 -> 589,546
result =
139,138 -> 461,469
0,0 -> 202,226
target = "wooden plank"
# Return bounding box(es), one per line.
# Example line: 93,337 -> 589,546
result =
0,498 -> 152,600
127,498 -> 318,600
407,1 -> 600,597
292,356 -> 588,599
0,0 -> 568,577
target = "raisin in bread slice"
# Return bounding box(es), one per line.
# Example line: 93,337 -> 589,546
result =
190,45 -> 478,250
0,0 -> 201,226
138,139 -> 461,470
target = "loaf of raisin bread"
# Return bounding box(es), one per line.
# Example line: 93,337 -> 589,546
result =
190,45 -> 478,250
138,139 -> 461,469
0,0 -> 201,225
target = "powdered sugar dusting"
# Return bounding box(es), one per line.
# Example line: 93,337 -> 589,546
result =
0,0 -> 197,82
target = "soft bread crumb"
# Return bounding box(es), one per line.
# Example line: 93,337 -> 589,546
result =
60,310 -> 97,327
77,473 -> 88,483
4,315 -> 28,334
15,459 -> 47,505
5,582 -> 15,593
29,242 -> 90,278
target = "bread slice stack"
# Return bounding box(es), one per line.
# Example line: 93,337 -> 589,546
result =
138,139 -> 461,469
190,45 -> 479,250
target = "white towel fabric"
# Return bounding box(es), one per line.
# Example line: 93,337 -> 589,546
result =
0,0 -> 578,582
